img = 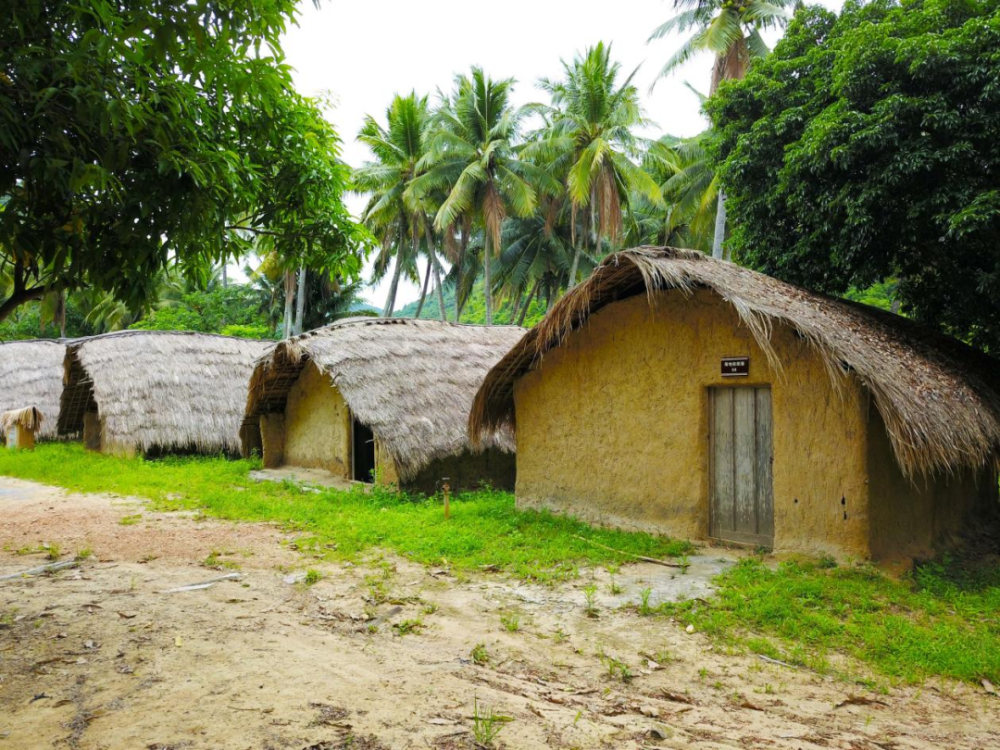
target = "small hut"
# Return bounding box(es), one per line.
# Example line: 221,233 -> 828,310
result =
242,318 -> 525,492
59,331 -> 273,456
1,407 -> 44,450
470,247 -> 1000,562
0,339 -> 69,442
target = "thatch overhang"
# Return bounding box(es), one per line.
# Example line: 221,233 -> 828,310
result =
243,318 -> 526,482
470,247 -> 1000,479
0,339 -> 69,440
59,330 -> 273,454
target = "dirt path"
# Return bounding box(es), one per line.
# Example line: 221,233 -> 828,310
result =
1,478 -> 998,750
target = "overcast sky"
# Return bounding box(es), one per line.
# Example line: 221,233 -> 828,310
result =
277,0 -> 844,309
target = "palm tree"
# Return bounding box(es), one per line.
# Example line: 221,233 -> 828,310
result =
353,93 -> 431,318
528,43 -> 662,286
649,0 -> 791,258
410,68 -> 558,325
629,134 -> 717,251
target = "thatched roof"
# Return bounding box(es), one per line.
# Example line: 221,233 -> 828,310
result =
0,339 -> 68,440
59,331 -> 273,454
1,406 -> 43,433
470,247 -> 1000,479
243,318 -> 526,481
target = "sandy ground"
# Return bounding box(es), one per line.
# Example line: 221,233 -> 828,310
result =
1,477 -> 999,750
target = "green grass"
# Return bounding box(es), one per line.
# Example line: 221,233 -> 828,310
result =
0,444 -> 691,583
664,556 -> 1000,685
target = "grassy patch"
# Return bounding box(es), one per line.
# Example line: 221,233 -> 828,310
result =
0,444 -> 691,584
664,556 -> 1000,684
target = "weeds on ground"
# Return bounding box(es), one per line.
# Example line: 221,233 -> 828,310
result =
470,643 -> 490,665
303,569 -> 322,586
583,584 -> 599,617
500,611 -> 520,633
471,695 -> 511,747
597,647 -> 633,683
392,618 -> 423,636
0,444 -> 691,585
118,514 -> 141,526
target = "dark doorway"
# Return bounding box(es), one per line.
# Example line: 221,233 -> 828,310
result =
352,418 -> 376,483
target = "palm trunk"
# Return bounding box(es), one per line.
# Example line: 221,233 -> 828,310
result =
222,264 -> 228,288
414,258 -> 432,319
483,235 -> 493,326
430,247 -> 447,322
568,242 -> 582,290
293,266 -> 307,334
517,278 -> 541,326
58,291 -> 66,339
712,189 -> 727,260
382,253 -> 403,319
283,270 -> 296,338
454,223 -> 471,322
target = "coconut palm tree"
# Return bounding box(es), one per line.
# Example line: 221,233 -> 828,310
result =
410,68 -> 559,325
628,134 -> 716,252
528,43 -> 662,286
353,93 -> 431,318
649,0 -> 792,258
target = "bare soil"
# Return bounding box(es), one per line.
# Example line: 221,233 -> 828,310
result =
1,477 -> 998,750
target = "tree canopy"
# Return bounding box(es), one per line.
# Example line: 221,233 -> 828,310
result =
1,0 -> 367,322
708,0 -> 1000,352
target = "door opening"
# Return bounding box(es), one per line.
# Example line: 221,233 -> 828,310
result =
709,386 -> 774,548
352,418 -> 377,483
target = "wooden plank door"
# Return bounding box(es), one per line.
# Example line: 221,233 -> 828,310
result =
710,387 -> 774,548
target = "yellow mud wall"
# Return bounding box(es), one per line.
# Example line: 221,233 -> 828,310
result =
513,290 -> 873,558
867,408 -> 999,563
259,413 -> 285,468
5,424 -> 35,450
283,363 -> 351,476
83,411 -> 102,452
375,440 -> 399,487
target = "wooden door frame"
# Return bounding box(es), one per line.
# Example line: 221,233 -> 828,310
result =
708,386 -> 775,549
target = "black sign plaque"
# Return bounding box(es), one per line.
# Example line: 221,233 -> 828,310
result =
721,356 -> 749,377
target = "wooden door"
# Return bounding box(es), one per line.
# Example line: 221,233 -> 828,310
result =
710,387 -> 774,548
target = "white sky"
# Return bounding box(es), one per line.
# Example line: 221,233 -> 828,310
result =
276,0 -> 844,309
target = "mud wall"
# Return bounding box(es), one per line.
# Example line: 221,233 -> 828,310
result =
513,290 -> 873,558
283,363 -> 351,477
867,407 -> 999,563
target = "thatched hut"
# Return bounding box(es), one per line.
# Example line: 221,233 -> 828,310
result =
1,407 -> 44,450
0,339 -> 69,442
59,331 -> 273,456
242,318 -> 525,493
470,247 -> 1000,562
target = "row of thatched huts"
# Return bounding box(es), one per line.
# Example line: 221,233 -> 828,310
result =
1,247 -> 998,563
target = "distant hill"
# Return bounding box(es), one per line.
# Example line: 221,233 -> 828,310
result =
350,301 -> 381,315
394,279 -> 547,328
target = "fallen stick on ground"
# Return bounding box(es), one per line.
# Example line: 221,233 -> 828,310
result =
757,654 -> 797,670
161,573 -> 241,593
0,560 -> 79,582
571,536 -> 690,568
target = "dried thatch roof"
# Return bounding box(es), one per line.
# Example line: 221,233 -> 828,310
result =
59,331 -> 273,454
1,406 -> 43,433
470,247 -> 1000,478
243,318 -> 526,481
0,339 -> 68,440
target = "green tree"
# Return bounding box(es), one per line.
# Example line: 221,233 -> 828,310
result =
411,69 -> 557,324
529,43 -> 662,286
1,0 -> 365,323
649,0 -> 791,258
708,0 -> 1000,352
